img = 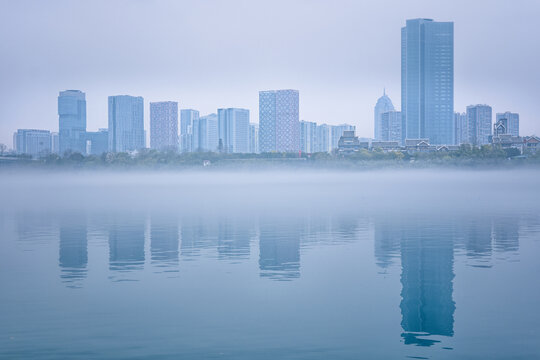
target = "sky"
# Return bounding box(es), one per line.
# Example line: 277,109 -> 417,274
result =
1,0 -> 539,147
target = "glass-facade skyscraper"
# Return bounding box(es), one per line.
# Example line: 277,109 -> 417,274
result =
180,109 -> 199,152
108,95 -> 144,152
259,89 -> 300,153
401,19 -> 454,145
150,101 -> 178,151
199,113 -> 219,152
217,108 -> 250,153
374,90 -> 394,140
58,90 -> 86,154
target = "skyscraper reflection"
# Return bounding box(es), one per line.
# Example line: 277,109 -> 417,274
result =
59,214 -> 88,287
492,215 -> 520,253
150,215 -> 179,271
259,219 -> 301,281
217,218 -> 254,260
108,216 -> 145,273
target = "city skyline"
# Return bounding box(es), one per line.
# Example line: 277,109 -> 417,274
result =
1,0 -> 539,147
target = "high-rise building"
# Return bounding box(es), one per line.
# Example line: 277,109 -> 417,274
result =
180,109 -> 199,152
315,124 -> 331,153
374,90 -> 395,140
496,112 -> 519,137
300,120 -> 317,153
199,113 -> 219,152
51,132 -> 59,154
402,19 -> 454,145
466,105 -> 492,146
249,123 -> 259,154
454,112 -> 467,145
85,129 -> 109,155
217,108 -> 250,153
108,95 -> 144,152
381,111 -> 402,142
58,90 -> 87,154
14,129 -> 52,157
259,89 -> 300,153
150,101 -> 178,151
330,124 -> 356,151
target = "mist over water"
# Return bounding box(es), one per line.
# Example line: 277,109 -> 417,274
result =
1,169 -> 540,359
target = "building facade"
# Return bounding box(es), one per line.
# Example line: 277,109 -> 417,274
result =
315,124 -> 331,153
14,129 -> 52,157
374,90 -> 395,140
466,105 -> 492,146
150,101 -> 178,151
454,112 -> 467,145
300,120 -> 317,153
199,113 -> 219,152
85,129 -> 109,155
249,123 -> 259,154
259,89 -> 300,153
402,19 -> 454,145
180,109 -> 199,152
380,111 -> 402,143
496,112 -> 519,137
58,90 -> 87,154
108,95 -> 144,152
218,108 -> 250,153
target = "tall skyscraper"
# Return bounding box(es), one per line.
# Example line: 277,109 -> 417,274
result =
374,90 -> 395,140
58,90 -> 86,154
401,19 -> 454,145
249,123 -> 259,154
51,132 -> 59,154
381,111 -> 402,142
150,101 -> 178,151
259,89 -> 300,153
466,105 -> 492,146
14,129 -> 51,157
454,112 -> 467,145
496,112 -> 519,137
217,108 -> 250,153
199,113 -> 219,152
108,95 -> 144,152
180,109 -> 199,152
300,120 -> 317,153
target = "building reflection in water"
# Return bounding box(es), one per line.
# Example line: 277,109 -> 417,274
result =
108,215 -> 145,274
259,219 -> 301,281
217,218 -> 253,261
59,213 -> 88,287
150,215 -> 179,272
399,219 -> 455,347
492,215 -> 520,254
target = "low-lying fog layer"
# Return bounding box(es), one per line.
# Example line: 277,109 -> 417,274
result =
0,169 -> 539,215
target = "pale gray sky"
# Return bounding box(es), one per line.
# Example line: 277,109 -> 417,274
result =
1,0 -> 539,147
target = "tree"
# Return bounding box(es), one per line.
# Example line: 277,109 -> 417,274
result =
0,143 -> 6,155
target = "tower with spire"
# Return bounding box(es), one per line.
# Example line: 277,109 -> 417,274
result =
374,89 -> 395,140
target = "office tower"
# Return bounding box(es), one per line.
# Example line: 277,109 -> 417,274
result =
180,109 -> 199,152
108,95 -> 144,152
496,112 -> 519,137
374,90 -> 395,140
199,113 -> 219,152
259,89 -> 300,153
402,19 -> 454,145
315,124 -> 331,153
466,105 -> 492,145
150,101 -> 178,151
299,120 -> 316,153
454,112 -> 467,145
85,129 -> 109,155
14,129 -> 52,157
330,124 -> 356,150
217,108 -> 250,153
51,132 -> 59,154
58,90 -> 87,154
249,123 -> 259,153
381,111 -> 402,142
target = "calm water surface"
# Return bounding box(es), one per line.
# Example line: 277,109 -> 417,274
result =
1,170 -> 539,359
